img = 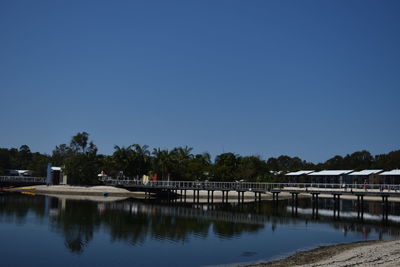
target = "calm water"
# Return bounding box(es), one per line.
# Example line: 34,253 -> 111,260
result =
1,192 -> 400,267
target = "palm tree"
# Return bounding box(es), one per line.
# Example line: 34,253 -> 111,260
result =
132,144 -> 151,176
112,145 -> 135,177
70,132 -> 89,153
152,148 -> 172,180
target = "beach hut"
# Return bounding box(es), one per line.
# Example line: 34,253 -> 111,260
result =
348,170 -> 383,184
46,164 -> 67,185
379,170 -> 400,185
308,170 -> 353,184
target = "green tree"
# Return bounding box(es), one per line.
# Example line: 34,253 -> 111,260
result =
152,148 -> 173,180
70,132 -> 89,153
63,132 -> 99,185
237,156 -> 268,181
52,144 -> 71,166
212,153 -> 239,181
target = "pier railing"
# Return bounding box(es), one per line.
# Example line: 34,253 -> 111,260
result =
0,176 -> 45,184
100,178 -> 400,193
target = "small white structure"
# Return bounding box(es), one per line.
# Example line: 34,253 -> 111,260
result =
379,170 -> 400,184
348,169 -> 383,184
308,170 -> 353,184
285,170 -> 314,183
46,164 -> 67,185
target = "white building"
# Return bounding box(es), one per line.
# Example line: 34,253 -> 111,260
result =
308,170 -> 353,184
285,170 -> 314,183
379,170 -> 400,184
7,169 -> 33,176
348,169 -> 383,184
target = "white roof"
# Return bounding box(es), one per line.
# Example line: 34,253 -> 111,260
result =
380,170 -> 400,176
285,170 -> 314,176
8,170 -> 32,174
349,170 -> 383,176
308,170 -> 353,176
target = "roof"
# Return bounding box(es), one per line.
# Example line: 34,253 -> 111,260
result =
379,169 -> 400,176
349,169 -> 383,176
308,170 -> 353,176
285,170 -> 314,176
8,170 -> 32,174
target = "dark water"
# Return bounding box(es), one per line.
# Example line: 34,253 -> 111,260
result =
1,193 -> 400,267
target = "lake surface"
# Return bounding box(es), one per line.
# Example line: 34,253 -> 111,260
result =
1,192 -> 400,267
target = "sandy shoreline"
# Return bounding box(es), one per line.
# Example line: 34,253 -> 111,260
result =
5,185 -> 145,198
245,239 -> 400,267
5,185 -> 288,202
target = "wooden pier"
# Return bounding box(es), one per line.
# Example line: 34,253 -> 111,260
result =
0,176 -> 45,187
101,179 -> 400,204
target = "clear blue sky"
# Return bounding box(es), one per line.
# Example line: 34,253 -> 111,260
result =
1,0 -> 399,163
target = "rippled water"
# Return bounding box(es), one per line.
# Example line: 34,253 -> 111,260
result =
1,192 -> 399,267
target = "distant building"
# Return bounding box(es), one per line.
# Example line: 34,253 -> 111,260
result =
46,164 -> 67,185
285,170 -> 314,183
308,170 -> 353,184
269,170 -> 284,176
379,170 -> 400,184
348,169 -> 383,184
7,169 -> 33,176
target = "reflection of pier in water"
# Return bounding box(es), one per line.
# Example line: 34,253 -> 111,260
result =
289,207 -> 400,223
104,199 -> 400,231
106,201 -> 271,225
2,193 -> 400,254
287,197 -> 400,224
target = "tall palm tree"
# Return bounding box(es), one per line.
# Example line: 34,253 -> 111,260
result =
132,144 -> 151,176
152,148 -> 172,180
112,145 -> 134,177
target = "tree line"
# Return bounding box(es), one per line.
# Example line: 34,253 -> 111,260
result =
0,132 -> 399,185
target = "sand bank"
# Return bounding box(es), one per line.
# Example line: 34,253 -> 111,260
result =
246,239 -> 400,267
7,185 -> 146,198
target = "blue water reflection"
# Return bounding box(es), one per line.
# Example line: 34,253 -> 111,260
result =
0,192 -> 399,267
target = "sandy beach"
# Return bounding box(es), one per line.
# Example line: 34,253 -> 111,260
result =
5,185 -> 288,202
246,239 -> 400,267
6,185 -> 145,198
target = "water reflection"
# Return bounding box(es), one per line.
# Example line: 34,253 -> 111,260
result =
1,192 -> 400,258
